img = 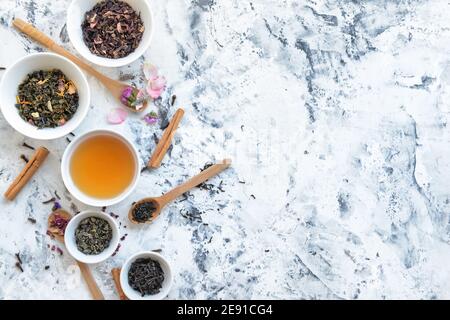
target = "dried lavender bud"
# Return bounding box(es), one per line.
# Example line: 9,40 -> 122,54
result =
128,258 -> 164,296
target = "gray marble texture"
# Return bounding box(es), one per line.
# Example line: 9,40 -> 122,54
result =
1,0 -> 450,300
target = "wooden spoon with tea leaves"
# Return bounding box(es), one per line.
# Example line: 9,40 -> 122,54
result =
12,18 -> 146,113
129,159 -> 232,224
48,209 -> 105,300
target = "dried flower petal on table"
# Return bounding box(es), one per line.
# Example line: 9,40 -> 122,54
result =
143,111 -> 158,125
48,213 -> 69,237
143,62 -> 158,80
146,78 -> 166,99
120,86 -> 134,105
107,108 -> 128,124
143,63 -> 166,99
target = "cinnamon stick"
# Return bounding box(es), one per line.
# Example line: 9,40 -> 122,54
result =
4,146 -> 49,201
111,268 -> 128,300
148,108 -> 184,168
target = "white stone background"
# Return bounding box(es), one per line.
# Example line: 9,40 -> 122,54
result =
1,0 -> 450,299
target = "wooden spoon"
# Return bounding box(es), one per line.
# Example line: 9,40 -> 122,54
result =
129,159 -> 232,224
12,18 -> 146,113
48,209 -> 105,300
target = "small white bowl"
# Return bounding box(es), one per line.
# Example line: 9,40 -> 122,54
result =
0,52 -> 90,140
61,129 -> 140,207
64,211 -> 120,264
67,0 -> 154,67
120,251 -> 173,300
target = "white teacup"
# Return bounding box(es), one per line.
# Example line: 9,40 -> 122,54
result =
61,129 -> 140,207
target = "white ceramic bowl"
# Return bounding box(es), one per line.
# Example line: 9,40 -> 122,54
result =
64,210 -> 120,264
61,129 -> 140,207
67,0 -> 154,67
120,251 -> 173,300
0,53 -> 90,140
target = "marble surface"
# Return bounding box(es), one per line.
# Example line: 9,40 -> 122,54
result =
1,0 -> 450,300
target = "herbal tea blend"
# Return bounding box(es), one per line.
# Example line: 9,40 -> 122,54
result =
128,258 -> 165,296
132,201 -> 157,223
16,69 -> 78,128
75,217 -> 113,255
81,0 -> 145,59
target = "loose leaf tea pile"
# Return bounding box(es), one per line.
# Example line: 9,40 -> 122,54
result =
128,258 -> 165,296
16,69 -> 78,128
75,217 -> 112,255
81,0 -> 145,59
132,201 -> 157,223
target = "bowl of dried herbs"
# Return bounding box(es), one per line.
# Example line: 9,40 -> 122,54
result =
67,0 -> 153,67
64,210 -> 120,264
0,52 -> 90,140
120,251 -> 173,300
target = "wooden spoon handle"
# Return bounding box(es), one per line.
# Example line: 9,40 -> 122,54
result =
12,18 -> 119,93
160,159 -> 231,204
111,268 -> 128,300
12,18 -> 56,47
77,261 -> 105,300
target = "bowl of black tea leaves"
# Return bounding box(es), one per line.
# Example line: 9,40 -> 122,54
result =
64,211 -> 120,264
67,0 -> 154,67
0,53 -> 90,140
120,251 -> 173,300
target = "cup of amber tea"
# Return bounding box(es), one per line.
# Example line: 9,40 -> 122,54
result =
61,129 -> 140,206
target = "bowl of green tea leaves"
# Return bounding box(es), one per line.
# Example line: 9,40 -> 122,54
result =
0,52 -> 90,140
64,210 -> 120,264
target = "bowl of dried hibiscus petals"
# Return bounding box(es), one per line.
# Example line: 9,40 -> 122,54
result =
67,0 -> 153,67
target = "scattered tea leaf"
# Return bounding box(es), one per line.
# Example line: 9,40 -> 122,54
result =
119,73 -> 135,81
170,95 -> 177,106
70,202 -> 80,215
42,197 -> 56,204
22,142 -> 35,150
20,154 -> 29,163
15,252 -> 22,265
27,217 -> 37,224
15,262 -> 24,272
